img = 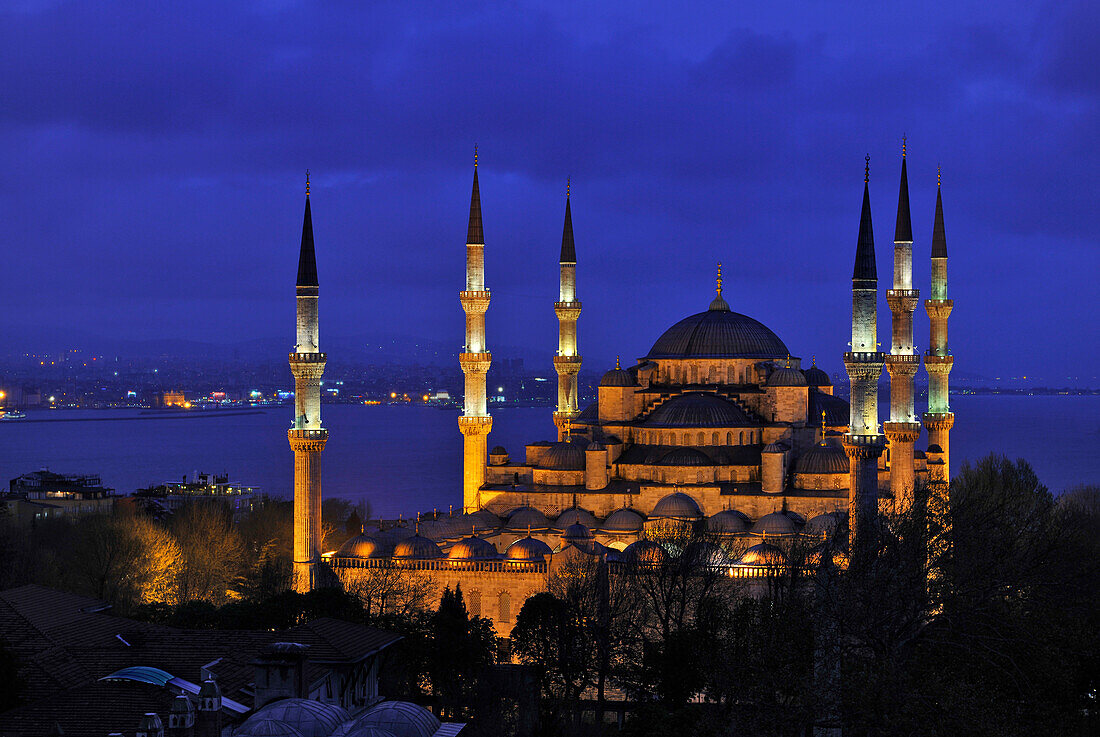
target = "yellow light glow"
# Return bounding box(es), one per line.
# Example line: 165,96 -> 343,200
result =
390,392 -> 397,399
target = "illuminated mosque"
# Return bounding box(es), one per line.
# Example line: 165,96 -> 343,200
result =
289,146 -> 955,634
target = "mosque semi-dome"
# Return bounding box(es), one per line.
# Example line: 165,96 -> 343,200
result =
645,300 -> 790,360
348,701 -> 440,737
447,536 -> 498,561
392,535 -> 443,560
751,511 -> 801,536
539,439 -> 587,470
600,366 -> 636,387
644,393 -> 756,428
795,444 -> 849,475
601,508 -> 645,532
337,534 -> 395,559
650,492 -> 703,519
803,364 -> 832,387
656,447 -> 714,466
506,536 -> 552,562
707,509 -> 752,534
506,506 -> 550,530
556,508 -> 598,529
739,541 -> 787,566
624,538 -> 668,565
768,366 -> 807,387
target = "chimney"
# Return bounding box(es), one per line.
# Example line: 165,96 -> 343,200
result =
252,643 -> 310,709
167,695 -> 195,737
136,713 -> 164,737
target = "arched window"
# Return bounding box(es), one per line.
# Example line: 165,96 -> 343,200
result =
468,590 -> 482,617
697,432 -> 705,445
697,470 -> 705,484
498,592 -> 512,623
711,432 -> 719,445
726,431 -> 733,445
739,431 -> 745,444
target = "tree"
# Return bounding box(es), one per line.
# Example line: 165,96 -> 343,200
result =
171,502 -> 246,604
428,586 -> 496,719
68,512 -> 180,609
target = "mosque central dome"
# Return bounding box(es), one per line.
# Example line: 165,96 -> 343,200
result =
646,299 -> 789,360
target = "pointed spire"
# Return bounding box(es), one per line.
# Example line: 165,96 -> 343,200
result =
894,139 -> 913,243
560,183 -> 576,263
853,155 -> 877,283
296,171 -> 318,288
466,146 -> 484,245
932,167 -> 947,258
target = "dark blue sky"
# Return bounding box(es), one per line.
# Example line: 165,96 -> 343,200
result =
1,1 -> 1096,382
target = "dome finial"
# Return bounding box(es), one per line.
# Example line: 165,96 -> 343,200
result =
821,410 -> 827,442
305,169 -> 310,197
937,163 -> 941,188
785,353 -> 791,369
566,176 -> 570,198
865,154 -> 870,184
615,355 -> 621,369
716,261 -> 723,296
811,354 -> 816,367
474,144 -> 478,169
902,134 -> 906,158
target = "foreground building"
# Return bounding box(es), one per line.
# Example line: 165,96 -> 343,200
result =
294,148 -> 955,634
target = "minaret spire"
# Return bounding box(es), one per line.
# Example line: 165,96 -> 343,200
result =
924,167 -> 954,485
553,180 -> 583,439
288,175 -> 327,592
884,140 -> 922,509
843,154 -> 886,551
458,149 -> 493,512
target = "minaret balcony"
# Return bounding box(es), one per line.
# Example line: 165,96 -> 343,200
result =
553,355 -> 583,370
884,354 -> 921,364
887,289 -> 920,298
289,351 -> 327,363
886,290 -> 920,313
843,351 -> 885,363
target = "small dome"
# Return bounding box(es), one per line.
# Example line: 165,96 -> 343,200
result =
803,365 -> 832,387
768,366 -> 807,387
392,535 -> 442,560
762,442 -> 787,453
600,367 -> 636,387
684,540 -> 730,567
586,440 -> 605,451
707,509 -> 751,534
490,445 -> 507,456
751,511 -> 800,536
601,508 -> 644,532
656,448 -> 714,466
539,439 -> 587,470
784,510 -> 806,527
506,536 -> 552,562
170,694 -> 194,715
247,699 -> 350,737
650,492 -> 703,520
739,542 -> 787,566
794,444 -> 849,475
447,536 -> 497,561
341,727 -> 397,737
198,679 -> 220,699
235,719 -> 306,737
337,534 -> 394,559
471,508 -> 501,528
927,444 -> 943,454
561,522 -> 594,542
556,508 -> 598,529
458,512 -> 495,534
644,393 -> 756,428
624,539 -> 667,565
506,506 -> 550,530
349,701 -> 440,737
805,511 -> 843,536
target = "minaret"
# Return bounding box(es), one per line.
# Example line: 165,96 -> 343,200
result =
923,167 -> 954,482
883,139 -> 922,508
288,173 -> 327,593
843,156 -> 886,548
553,180 -> 582,440
458,150 -> 493,513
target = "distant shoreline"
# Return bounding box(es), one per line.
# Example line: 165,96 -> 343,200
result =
0,410 -> 266,424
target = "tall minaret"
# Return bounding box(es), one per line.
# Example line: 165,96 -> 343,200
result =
883,139 -> 922,508
458,150 -> 493,513
288,173 -> 327,593
553,181 -> 582,440
923,167 -> 954,482
843,156 -> 886,548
